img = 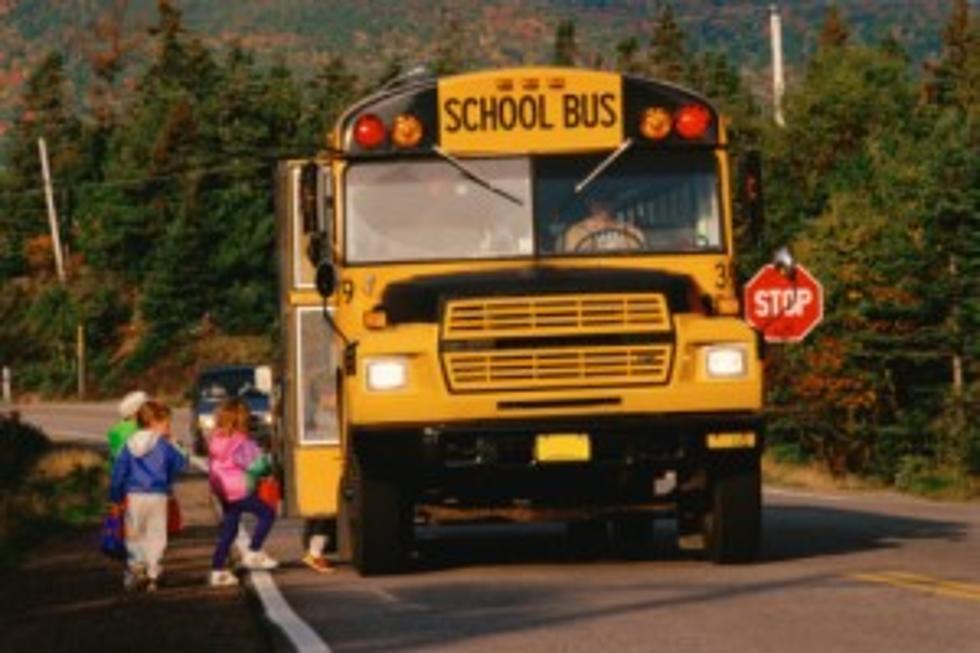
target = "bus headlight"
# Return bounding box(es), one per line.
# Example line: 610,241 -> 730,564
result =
365,357 -> 409,391
704,345 -> 747,379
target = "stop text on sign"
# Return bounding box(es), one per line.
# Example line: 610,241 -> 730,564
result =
743,263 -> 824,343
752,288 -> 815,318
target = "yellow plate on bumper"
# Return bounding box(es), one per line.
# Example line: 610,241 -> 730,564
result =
535,433 -> 591,463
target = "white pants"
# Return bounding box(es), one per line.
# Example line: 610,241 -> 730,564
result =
125,493 -> 168,580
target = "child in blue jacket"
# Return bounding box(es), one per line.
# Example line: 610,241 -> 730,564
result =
109,400 -> 186,591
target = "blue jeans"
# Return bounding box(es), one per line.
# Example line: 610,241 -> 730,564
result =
212,494 -> 275,569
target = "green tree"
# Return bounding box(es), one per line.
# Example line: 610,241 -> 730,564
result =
0,51 -> 82,279
761,40 -> 943,476
648,4 -> 686,82
818,5 -> 851,50
615,36 -> 644,75
303,54 -> 359,147
552,19 -> 579,67
432,5 -> 468,76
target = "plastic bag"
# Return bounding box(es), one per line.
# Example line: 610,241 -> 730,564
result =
256,476 -> 281,511
167,495 -> 183,535
100,502 -> 126,560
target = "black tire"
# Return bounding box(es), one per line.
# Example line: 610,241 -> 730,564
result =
566,518 -> 608,559
703,457 -> 761,564
349,454 -> 412,576
610,513 -> 654,559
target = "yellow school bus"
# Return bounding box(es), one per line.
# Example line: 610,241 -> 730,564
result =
275,67 -> 764,575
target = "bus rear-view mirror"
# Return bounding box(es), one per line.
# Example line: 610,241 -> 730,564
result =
315,260 -> 337,298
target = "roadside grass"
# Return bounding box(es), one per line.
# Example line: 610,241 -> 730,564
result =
762,452 -> 883,493
0,419 -> 106,570
893,455 -> 980,501
763,443 -> 980,501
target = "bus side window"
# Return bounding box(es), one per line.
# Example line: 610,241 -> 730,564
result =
300,164 -> 334,266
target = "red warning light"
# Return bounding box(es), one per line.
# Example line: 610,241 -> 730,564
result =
353,114 -> 386,149
675,104 -> 712,140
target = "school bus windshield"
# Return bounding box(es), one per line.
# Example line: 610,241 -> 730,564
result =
344,149 -> 722,264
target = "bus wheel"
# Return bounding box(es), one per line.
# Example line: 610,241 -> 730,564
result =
703,456 -> 761,564
566,518 -> 608,559
610,513 -> 654,559
349,456 -> 411,575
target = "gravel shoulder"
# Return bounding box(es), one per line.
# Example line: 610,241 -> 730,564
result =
0,474 -> 271,652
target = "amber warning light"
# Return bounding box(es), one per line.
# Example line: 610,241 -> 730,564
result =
392,114 -> 423,148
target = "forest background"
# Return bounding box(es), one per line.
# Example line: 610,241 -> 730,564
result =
0,0 -> 977,496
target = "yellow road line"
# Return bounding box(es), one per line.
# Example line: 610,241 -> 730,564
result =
853,570 -> 980,603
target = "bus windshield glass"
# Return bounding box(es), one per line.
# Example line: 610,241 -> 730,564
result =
345,149 -> 722,263
536,149 -> 722,255
346,157 -> 534,263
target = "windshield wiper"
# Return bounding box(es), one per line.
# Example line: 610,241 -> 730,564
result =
432,145 -> 524,206
573,138 -> 634,195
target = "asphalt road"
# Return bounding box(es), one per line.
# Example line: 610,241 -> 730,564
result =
13,401 -> 192,451
16,403 -> 980,653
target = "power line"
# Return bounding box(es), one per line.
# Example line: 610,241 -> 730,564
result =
0,158 -> 277,199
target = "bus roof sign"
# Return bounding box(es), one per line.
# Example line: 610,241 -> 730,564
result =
438,68 -> 623,154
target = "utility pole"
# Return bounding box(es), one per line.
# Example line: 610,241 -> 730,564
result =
38,136 -> 85,399
769,4 -> 786,127
38,137 -> 66,283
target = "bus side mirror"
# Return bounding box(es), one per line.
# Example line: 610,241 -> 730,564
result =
300,163 -> 320,234
738,149 -> 765,243
300,163 -> 334,264
315,260 -> 337,298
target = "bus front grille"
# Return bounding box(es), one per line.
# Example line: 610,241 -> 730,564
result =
442,293 -> 670,340
444,344 -> 672,392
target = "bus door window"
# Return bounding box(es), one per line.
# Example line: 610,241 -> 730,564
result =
297,307 -> 339,445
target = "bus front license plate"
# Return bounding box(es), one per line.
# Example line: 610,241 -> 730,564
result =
534,433 -> 591,463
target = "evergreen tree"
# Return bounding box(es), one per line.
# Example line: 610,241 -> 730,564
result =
615,36 -> 644,75
648,4 -> 686,82
818,5 -> 850,50
552,19 -> 579,67
432,5 -> 467,76
303,55 -> 359,147
0,52 -> 82,279
762,41 -> 941,475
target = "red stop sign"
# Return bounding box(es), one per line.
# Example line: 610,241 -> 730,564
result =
743,264 -> 824,342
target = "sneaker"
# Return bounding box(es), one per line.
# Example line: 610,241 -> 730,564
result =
241,549 -> 279,571
301,553 -> 335,574
123,566 -> 147,592
208,570 -> 239,587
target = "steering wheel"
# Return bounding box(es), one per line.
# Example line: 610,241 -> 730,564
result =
571,226 -> 646,253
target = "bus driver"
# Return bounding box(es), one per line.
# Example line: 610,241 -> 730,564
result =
558,199 -> 646,253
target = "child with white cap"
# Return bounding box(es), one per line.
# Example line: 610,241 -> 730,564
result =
107,390 -> 148,465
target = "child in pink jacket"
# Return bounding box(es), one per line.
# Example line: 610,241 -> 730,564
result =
208,398 -> 278,587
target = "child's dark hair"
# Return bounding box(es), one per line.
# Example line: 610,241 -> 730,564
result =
136,400 -> 171,428
215,398 -> 251,435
